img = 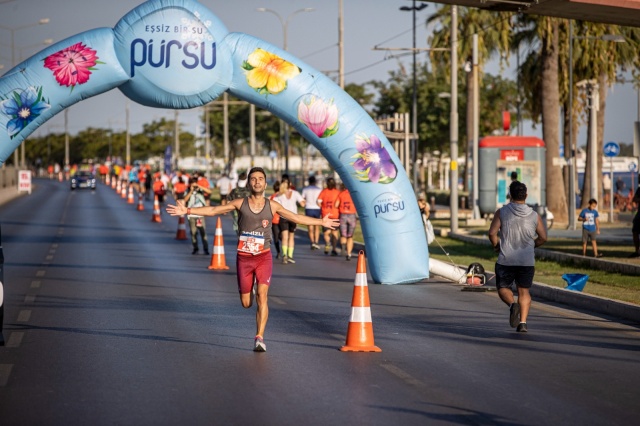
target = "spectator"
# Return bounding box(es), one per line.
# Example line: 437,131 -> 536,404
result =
616,177 -> 626,195
578,198 -> 602,257
184,176 -> 210,255
603,174 -> 611,205
153,174 -> 166,203
269,181 -> 282,259
630,177 -> 640,258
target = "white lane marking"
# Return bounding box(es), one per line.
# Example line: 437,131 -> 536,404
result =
270,296 -> 286,305
330,333 -> 344,341
30,281 -> 41,289
36,271 -> 46,277
6,332 -> 24,348
0,364 -> 13,386
17,310 -> 31,322
45,255 -> 54,261
24,295 -> 36,303
52,244 -> 58,249
380,364 -> 425,389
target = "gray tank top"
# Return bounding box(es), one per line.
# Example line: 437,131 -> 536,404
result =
237,198 -> 273,254
497,203 -> 539,267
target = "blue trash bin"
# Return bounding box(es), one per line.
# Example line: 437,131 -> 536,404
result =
562,273 -> 589,292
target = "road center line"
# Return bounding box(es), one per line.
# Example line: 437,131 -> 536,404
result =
35,270 -> 46,277
379,363 -> 425,389
6,332 -> 24,348
24,295 -> 36,303
0,364 -> 13,387
270,296 -> 286,305
30,280 -> 41,288
17,310 -> 31,322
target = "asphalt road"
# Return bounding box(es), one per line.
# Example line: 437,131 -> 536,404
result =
0,179 -> 639,426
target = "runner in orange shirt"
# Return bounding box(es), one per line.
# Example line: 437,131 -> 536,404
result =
334,182 -> 357,261
317,177 -> 341,256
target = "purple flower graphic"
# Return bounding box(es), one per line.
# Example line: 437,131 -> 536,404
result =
351,134 -> 397,184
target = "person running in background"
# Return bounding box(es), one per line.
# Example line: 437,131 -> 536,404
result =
227,172 -> 251,235
274,177 -> 306,264
269,181 -> 282,259
578,198 -> 602,257
153,174 -> 166,204
334,182 -> 357,260
166,167 -> 339,352
317,177 -> 341,256
216,173 -> 232,206
301,175 -> 322,250
184,176 -> 210,255
488,181 -> 547,333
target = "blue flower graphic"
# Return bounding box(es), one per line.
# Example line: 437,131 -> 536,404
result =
0,86 -> 50,138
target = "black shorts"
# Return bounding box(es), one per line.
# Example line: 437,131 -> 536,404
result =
633,212 -> 640,234
495,263 -> 535,289
278,218 -> 297,233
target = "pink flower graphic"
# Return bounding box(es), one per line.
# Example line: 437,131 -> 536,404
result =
297,96 -> 339,138
43,42 -> 100,87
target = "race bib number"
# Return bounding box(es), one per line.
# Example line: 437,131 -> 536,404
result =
238,232 -> 265,254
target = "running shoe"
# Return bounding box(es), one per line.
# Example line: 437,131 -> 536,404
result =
312,243 -> 321,250
509,302 -> 521,328
324,245 -> 331,255
331,250 -> 338,256
516,323 -> 528,333
282,256 -> 288,264
254,336 -> 266,352
346,255 -> 351,261
287,257 -> 296,264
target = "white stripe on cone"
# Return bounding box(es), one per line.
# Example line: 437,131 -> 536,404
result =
349,306 -> 372,323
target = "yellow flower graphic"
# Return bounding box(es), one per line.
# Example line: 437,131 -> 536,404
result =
242,48 -> 301,95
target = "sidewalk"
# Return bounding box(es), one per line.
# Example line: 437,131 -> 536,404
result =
0,185 -> 26,207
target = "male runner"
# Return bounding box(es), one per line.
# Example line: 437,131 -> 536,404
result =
167,167 -> 339,352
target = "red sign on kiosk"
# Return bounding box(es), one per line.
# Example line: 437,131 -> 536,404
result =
500,150 -> 524,161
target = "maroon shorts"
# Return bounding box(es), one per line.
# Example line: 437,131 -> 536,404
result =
236,250 -> 272,294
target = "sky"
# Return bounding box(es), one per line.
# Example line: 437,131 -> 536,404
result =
1,0 -> 638,151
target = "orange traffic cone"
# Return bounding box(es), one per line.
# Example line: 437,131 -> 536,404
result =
175,215 -> 188,240
127,186 -> 135,204
151,195 -> 162,223
106,173 -> 111,186
121,184 -> 127,199
208,217 -> 229,270
340,251 -> 381,352
136,193 -> 145,211
116,179 -> 121,192
112,178 -> 117,190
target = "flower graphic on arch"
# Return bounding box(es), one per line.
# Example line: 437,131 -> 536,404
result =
0,86 -> 50,138
43,42 -> 102,88
242,48 -> 301,95
297,96 -> 339,138
351,134 -> 397,184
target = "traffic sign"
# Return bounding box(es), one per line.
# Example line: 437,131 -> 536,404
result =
630,162 -> 637,172
603,141 -> 620,157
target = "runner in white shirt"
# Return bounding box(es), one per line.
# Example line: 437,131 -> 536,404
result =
274,178 -> 305,264
301,175 -> 323,250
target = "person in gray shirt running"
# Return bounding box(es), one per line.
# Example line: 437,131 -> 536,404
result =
488,181 -> 547,333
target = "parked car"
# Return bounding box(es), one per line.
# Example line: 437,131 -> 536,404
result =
70,171 -> 96,190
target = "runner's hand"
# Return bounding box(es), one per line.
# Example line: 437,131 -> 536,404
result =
166,200 -> 186,216
322,214 -> 340,230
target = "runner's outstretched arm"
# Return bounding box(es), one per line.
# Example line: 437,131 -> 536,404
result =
166,198 -> 239,217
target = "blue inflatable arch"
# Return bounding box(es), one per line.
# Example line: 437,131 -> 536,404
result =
0,0 -> 429,284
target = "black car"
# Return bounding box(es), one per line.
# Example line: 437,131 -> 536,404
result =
70,171 -> 96,190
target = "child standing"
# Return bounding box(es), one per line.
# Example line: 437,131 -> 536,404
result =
578,198 -> 602,257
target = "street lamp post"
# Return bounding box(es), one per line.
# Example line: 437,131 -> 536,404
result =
257,7 -> 315,177
568,24 -> 625,228
400,1 -> 428,194
0,18 -> 50,168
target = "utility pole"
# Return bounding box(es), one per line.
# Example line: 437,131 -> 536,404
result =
450,5 -> 459,233
338,0 -> 344,89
